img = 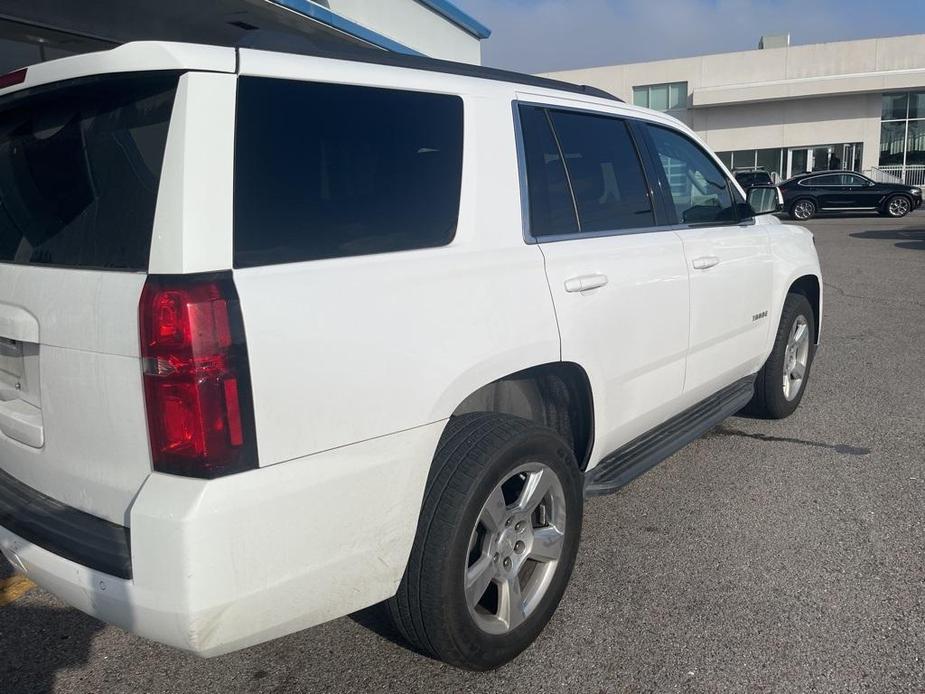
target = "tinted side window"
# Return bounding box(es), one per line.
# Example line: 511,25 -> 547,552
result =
802,174 -> 839,186
518,105 -> 578,237
645,124 -> 737,225
548,110 -> 654,232
234,78 -> 463,267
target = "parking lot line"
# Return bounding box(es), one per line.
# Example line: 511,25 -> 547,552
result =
0,575 -> 36,607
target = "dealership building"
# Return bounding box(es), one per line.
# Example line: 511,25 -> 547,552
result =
544,33 -> 925,184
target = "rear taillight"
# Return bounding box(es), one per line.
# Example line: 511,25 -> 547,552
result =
139,273 -> 257,478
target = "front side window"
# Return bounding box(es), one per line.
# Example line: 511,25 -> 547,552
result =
234,78 -> 463,267
644,124 -> 737,225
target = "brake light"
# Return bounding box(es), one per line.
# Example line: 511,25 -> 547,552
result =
140,273 -> 257,478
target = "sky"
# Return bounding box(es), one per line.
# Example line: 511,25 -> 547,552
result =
452,0 -> 925,74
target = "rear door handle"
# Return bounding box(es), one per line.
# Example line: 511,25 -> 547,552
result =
692,256 -> 720,270
564,273 -> 609,293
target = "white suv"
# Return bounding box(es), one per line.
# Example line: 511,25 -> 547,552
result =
0,42 -> 821,670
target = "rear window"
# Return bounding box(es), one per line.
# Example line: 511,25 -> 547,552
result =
233,78 -> 464,267
0,72 -> 179,270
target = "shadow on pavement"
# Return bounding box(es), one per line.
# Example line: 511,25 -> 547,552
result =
0,602 -> 104,694
849,228 -> 925,251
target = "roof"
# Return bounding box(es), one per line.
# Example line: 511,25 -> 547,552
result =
238,38 -> 622,101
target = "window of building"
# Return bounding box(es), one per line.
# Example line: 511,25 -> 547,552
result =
234,78 -> 464,267
879,91 -> 925,180
633,82 -> 687,112
715,148 -> 784,179
644,124 -> 737,225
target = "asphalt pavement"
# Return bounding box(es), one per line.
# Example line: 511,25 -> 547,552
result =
2,213 -> 924,693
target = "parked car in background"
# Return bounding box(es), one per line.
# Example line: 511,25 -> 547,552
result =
781,170 -> 922,220
733,167 -> 775,188
0,41 -> 822,672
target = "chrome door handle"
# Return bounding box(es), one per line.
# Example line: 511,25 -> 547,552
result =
564,273 -> 609,293
692,256 -> 720,270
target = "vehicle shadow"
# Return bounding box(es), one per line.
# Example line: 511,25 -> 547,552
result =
348,603 -> 435,660
0,591 -> 105,694
849,228 -> 925,251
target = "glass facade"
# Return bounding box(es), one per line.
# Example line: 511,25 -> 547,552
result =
715,148 -> 784,179
633,82 -> 687,112
879,91 -> 925,180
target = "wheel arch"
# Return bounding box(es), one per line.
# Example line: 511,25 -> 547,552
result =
449,362 -> 595,470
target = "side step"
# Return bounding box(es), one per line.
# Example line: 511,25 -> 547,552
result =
584,375 -> 756,497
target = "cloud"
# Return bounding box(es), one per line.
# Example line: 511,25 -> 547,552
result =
452,0 -> 925,73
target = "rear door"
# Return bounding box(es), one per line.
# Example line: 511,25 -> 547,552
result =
0,71 -> 179,525
639,123 -> 773,399
517,102 -> 690,457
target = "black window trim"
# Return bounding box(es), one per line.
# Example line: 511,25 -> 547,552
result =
513,100 -> 672,244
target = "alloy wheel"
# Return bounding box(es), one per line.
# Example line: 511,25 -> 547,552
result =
782,314 -> 810,401
792,200 -> 815,220
888,196 -> 910,217
465,462 -> 566,634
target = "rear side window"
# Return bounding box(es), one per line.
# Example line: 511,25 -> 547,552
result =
0,73 -> 179,270
234,78 -> 463,267
548,110 -> 654,233
645,124 -> 737,225
519,104 -> 654,238
518,105 -> 579,237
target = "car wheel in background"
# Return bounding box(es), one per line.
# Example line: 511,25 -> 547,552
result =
387,412 -> 583,670
882,194 -> 912,218
744,292 -> 816,419
790,199 -> 817,221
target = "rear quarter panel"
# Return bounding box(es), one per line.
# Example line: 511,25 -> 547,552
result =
229,64 -> 560,464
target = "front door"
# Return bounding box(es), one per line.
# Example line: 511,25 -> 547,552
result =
641,123 -> 774,400
516,101 -> 691,456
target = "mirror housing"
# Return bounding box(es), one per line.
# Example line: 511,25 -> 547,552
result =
746,185 -> 783,215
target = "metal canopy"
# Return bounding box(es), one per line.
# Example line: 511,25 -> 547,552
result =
0,0 -> 390,56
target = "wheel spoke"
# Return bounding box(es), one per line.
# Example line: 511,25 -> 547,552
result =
529,526 -> 564,563
499,575 -> 526,629
792,322 -> 808,346
479,486 -> 508,532
515,468 -> 554,514
791,362 -> 806,379
465,556 -> 496,608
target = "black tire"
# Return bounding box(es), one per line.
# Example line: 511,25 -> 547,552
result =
881,194 -> 912,218
745,293 -> 816,419
789,198 -> 817,221
386,412 -> 583,670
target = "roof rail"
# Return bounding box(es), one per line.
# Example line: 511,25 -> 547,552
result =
235,33 -> 622,102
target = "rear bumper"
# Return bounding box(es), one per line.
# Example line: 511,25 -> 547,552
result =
0,421 -> 443,656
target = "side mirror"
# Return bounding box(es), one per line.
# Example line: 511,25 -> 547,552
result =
746,185 -> 783,215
